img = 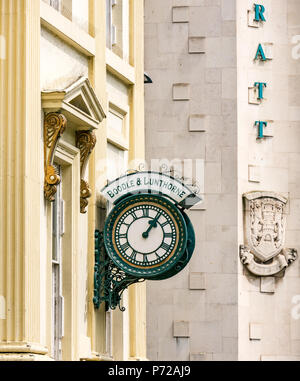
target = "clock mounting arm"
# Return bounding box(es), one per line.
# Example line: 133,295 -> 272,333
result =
93,230 -> 145,311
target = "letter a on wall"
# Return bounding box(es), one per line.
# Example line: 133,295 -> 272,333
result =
255,44 -> 266,61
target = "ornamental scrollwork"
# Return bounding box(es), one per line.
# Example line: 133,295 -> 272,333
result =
93,230 -> 143,311
44,112 -> 67,201
76,130 -> 97,214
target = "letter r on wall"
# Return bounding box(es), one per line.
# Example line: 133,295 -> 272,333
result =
254,4 -> 266,22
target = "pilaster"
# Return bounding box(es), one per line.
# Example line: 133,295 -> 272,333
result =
87,0 -> 108,357
128,0 -> 147,360
0,0 -> 47,358
129,0 -> 145,165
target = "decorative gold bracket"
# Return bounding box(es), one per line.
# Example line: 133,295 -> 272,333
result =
76,130 -> 97,214
44,112 -> 67,201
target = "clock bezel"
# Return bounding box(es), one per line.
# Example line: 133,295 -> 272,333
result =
103,193 -> 188,278
149,210 -> 195,281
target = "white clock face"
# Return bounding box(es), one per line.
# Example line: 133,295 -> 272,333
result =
113,202 -> 178,267
104,194 -> 188,277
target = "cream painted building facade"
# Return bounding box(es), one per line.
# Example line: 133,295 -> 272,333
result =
145,0 -> 300,361
0,0 -> 146,361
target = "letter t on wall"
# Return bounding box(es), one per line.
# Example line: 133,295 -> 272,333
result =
254,82 -> 267,100
255,121 -> 271,139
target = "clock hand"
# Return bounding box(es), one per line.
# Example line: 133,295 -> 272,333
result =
142,212 -> 162,238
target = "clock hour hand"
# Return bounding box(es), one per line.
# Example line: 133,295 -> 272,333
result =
142,212 -> 161,238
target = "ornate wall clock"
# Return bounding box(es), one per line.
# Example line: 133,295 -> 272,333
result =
104,193 -> 188,279
93,171 -> 200,311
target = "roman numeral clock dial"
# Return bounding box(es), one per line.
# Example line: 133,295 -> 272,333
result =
104,194 -> 188,278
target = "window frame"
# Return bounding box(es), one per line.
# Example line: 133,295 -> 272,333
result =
46,139 -> 81,360
51,167 -> 64,361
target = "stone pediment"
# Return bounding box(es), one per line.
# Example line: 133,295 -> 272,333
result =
42,76 -> 106,130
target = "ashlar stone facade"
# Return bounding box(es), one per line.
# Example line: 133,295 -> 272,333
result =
145,0 -> 300,361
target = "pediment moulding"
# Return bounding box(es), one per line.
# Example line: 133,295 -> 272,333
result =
42,76 -> 106,131
43,77 -> 105,212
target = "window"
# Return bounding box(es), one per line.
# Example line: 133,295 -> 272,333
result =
106,0 -> 115,49
43,0 -> 89,32
42,77 -> 104,360
106,0 -> 130,62
43,0 -> 72,20
107,142 -> 128,182
49,0 -> 60,11
49,140 -> 81,361
51,166 -> 64,361
107,103 -> 129,151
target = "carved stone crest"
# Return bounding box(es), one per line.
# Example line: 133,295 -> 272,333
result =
240,192 -> 297,277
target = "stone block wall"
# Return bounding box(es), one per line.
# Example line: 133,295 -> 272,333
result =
145,0 -> 300,361
145,0 -> 239,361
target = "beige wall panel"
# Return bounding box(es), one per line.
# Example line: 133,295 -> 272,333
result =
41,27 -> 89,90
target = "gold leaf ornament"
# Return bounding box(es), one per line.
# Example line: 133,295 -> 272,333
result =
76,131 -> 97,213
44,112 -> 67,201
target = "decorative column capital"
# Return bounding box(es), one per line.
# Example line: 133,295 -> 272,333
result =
44,112 -> 67,201
76,130 -> 97,214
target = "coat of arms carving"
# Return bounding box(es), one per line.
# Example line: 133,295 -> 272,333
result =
240,191 -> 297,277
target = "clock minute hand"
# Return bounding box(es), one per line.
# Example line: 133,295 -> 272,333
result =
142,212 -> 161,239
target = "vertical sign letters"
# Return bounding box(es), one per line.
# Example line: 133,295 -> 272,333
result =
251,4 -> 270,139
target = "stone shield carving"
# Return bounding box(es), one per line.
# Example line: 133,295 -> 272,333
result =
240,192 -> 297,277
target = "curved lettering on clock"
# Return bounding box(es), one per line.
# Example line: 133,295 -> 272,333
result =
101,171 -> 202,210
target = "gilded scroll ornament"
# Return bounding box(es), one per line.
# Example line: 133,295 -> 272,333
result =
76,131 -> 97,213
240,191 -> 298,277
44,113 -> 67,201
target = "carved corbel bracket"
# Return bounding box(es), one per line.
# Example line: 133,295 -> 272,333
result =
44,112 -> 67,201
76,130 -> 97,214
